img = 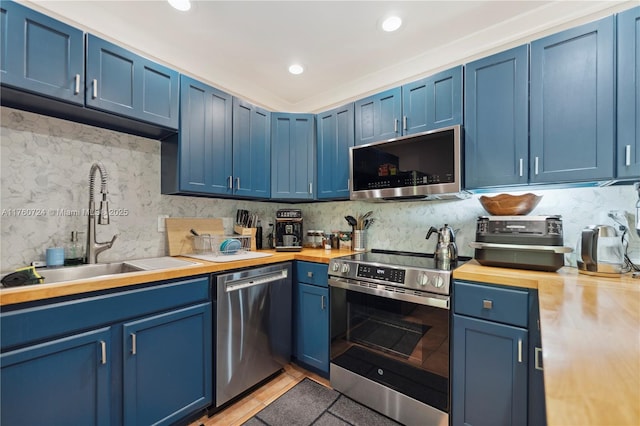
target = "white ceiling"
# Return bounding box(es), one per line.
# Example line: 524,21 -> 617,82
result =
25,0 -> 636,113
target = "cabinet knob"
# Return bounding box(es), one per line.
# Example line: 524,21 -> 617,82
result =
307,271 -> 313,278
482,299 -> 493,309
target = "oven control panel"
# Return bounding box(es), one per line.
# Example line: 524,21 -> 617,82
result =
356,265 -> 405,284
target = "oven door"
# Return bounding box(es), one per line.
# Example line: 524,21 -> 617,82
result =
329,277 -> 450,425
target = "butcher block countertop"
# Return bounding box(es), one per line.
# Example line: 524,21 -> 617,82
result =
454,261 -> 640,426
0,248 -> 355,306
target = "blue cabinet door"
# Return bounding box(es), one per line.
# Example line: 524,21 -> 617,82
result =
452,314 -> 528,426
271,113 -> 316,200
617,6 -> 640,179
403,66 -> 463,135
0,0 -> 84,105
465,45 -> 529,189
317,103 -> 354,200
233,98 -> 271,198
530,16 -> 615,183
355,87 -> 402,145
1,327 -> 111,426
122,303 -> 212,426
178,75 -> 233,195
296,282 -> 329,374
86,34 -> 179,129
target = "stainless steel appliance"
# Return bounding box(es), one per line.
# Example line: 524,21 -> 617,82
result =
275,209 -> 303,252
328,249 -> 467,426
349,125 -> 469,201
211,263 -> 292,411
470,215 -> 572,271
576,225 -> 625,276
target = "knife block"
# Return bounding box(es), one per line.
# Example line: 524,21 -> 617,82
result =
234,225 -> 257,251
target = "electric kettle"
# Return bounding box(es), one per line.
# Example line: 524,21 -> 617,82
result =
576,225 -> 625,276
426,224 -> 458,268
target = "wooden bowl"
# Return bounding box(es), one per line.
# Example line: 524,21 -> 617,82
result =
479,193 -> 542,216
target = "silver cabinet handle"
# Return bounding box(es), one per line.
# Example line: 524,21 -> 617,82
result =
534,157 -> 539,175
347,178 -> 350,190
517,339 -> 523,363
394,118 -> 398,133
309,182 -> 313,194
535,347 -> 543,370
321,295 -> 326,310
519,158 -> 523,177
626,145 -> 632,167
131,333 -> 137,355
74,74 -> 80,95
402,116 -> 407,131
228,176 -> 233,190
92,79 -> 98,99
307,271 -> 313,278
235,177 -> 240,190
99,340 -> 107,365
482,299 -> 493,309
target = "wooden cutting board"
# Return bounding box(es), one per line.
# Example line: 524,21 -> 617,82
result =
165,217 -> 224,256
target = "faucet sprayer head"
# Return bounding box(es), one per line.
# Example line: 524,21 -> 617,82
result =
98,198 -> 110,225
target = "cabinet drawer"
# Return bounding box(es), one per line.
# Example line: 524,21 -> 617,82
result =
296,261 -> 328,287
454,281 -> 528,327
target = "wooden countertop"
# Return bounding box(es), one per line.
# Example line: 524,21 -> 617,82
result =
454,260 -> 640,426
0,248 -> 355,306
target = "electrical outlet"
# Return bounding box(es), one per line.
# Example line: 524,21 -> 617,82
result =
158,215 -> 169,232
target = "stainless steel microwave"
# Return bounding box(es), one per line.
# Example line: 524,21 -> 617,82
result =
349,125 -> 467,201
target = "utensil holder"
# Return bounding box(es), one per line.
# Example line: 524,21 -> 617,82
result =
353,230 -> 366,251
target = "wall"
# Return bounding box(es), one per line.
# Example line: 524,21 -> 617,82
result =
1,106 -> 638,273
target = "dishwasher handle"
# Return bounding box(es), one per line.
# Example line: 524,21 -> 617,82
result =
225,269 -> 288,292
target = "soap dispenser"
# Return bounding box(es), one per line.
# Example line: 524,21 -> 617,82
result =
65,231 -> 85,265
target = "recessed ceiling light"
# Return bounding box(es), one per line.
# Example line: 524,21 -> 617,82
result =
289,64 -> 304,75
381,16 -> 402,32
168,0 -> 191,12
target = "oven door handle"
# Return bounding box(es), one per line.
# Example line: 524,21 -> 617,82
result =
328,277 -> 449,309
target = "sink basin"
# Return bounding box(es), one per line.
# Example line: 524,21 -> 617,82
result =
37,262 -> 145,285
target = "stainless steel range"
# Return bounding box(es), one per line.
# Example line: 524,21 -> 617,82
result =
328,249 -> 467,426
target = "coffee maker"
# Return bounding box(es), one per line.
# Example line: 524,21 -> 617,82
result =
275,209 -> 303,252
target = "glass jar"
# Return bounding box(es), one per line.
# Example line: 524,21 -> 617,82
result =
307,230 -> 324,248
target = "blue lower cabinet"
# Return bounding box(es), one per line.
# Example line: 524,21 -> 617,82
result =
294,261 -> 329,375
1,327 -> 112,426
123,303 -> 212,426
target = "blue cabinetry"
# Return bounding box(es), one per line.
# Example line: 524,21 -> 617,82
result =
1,327 -> 112,426
86,34 -> 179,129
317,103 -> 354,199
402,66 -> 463,135
465,46 -> 529,189
452,280 -> 545,426
530,16 -> 615,183
0,276 -> 212,426
0,0 -> 84,105
617,6 -> 640,179
355,87 -> 402,145
233,98 -> 272,198
271,113 -> 315,200
123,303 -> 212,426
294,261 -> 329,375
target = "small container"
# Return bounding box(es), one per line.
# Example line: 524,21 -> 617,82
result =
46,247 -> 65,267
307,230 -> 324,248
353,230 -> 366,252
64,231 -> 84,265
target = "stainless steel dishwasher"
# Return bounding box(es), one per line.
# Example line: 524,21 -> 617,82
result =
212,262 -> 292,410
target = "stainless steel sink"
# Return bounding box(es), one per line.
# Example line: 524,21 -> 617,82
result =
38,262 -> 145,284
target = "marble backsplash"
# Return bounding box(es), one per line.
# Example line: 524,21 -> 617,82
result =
2,106 -> 638,272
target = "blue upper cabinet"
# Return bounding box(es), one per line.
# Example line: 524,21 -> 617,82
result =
402,66 -> 463,135
174,75 -> 233,195
86,34 -> 179,129
617,6 -> 640,179
233,98 -> 271,198
317,103 -> 354,200
465,46 -> 529,189
0,1 -> 84,105
271,113 -> 316,200
530,16 -> 615,184
355,87 -> 402,145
